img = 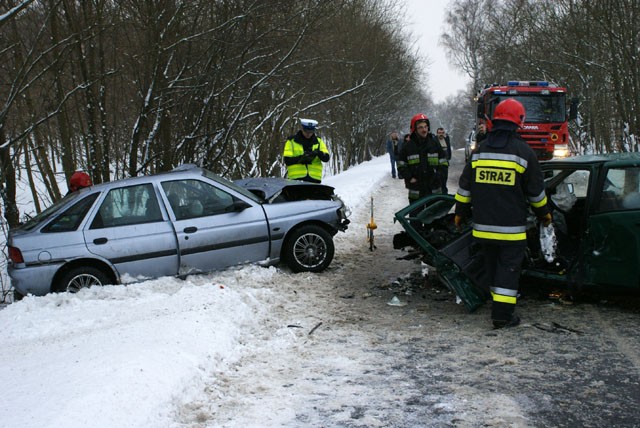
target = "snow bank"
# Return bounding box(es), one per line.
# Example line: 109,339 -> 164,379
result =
0,156 -> 390,428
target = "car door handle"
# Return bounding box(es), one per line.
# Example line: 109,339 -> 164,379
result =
184,227 -> 198,234
93,238 -> 108,245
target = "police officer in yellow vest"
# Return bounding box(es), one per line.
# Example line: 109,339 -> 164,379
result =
283,118 -> 330,183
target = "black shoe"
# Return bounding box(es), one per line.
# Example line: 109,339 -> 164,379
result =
492,314 -> 520,329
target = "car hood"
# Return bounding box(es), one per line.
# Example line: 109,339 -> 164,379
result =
393,194 -> 489,312
234,178 -> 336,203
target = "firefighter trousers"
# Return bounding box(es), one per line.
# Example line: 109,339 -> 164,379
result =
480,243 -> 526,322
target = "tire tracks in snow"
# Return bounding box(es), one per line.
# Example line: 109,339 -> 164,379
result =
169,151 -> 640,428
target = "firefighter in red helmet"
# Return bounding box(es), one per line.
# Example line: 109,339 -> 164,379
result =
68,171 -> 93,194
454,98 -> 551,329
397,113 -> 447,204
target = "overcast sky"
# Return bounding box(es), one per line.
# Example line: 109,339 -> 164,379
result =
402,0 -> 470,103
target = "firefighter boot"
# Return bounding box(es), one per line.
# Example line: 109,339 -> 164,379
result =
492,312 -> 520,329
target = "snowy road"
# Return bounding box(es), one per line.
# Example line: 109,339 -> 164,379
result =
170,152 -> 640,427
1,152 -> 639,428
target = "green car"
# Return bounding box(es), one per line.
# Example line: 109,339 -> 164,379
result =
394,153 -> 640,312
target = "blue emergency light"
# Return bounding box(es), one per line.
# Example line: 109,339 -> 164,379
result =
507,81 -> 549,87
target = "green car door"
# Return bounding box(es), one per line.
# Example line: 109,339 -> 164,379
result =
583,165 -> 640,289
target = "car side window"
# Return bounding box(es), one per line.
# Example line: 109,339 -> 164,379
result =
90,184 -> 163,229
161,179 -> 236,220
42,193 -> 99,233
599,167 -> 640,212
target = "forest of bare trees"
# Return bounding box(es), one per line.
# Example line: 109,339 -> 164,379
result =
0,0 -> 430,227
441,0 -> 640,156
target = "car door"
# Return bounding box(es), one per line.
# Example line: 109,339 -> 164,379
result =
84,183 -> 180,280
584,165 -> 640,289
160,178 -> 270,275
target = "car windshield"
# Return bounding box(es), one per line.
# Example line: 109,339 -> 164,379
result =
201,169 -> 264,203
18,192 -> 83,231
494,93 -> 566,123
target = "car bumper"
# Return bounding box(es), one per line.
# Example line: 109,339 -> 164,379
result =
8,263 -> 60,296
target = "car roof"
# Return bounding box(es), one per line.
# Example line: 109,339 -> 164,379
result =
542,152 -> 640,167
73,164 -> 206,193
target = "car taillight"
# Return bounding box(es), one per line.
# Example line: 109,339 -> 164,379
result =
8,246 -> 24,263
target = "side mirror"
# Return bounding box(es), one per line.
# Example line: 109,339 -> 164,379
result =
476,100 -> 484,118
226,200 -> 251,212
569,97 -> 579,121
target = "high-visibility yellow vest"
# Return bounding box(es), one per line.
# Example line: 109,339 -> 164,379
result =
283,137 -> 328,181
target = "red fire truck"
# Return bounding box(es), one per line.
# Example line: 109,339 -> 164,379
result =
475,81 -> 578,160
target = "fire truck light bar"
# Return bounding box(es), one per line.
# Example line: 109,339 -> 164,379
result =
507,81 -> 549,87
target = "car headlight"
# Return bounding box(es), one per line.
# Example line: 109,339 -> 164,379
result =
332,194 -> 351,219
469,141 -> 476,151
553,144 -> 570,158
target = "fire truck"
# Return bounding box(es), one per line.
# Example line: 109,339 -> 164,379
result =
475,81 -> 578,160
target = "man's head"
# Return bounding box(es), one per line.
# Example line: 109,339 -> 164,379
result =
477,121 -> 487,133
391,132 -> 398,140
299,118 -> 318,138
410,113 -> 430,138
69,171 -> 92,192
436,128 -> 445,139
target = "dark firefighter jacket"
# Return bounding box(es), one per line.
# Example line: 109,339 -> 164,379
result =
283,131 -> 329,183
397,132 -> 447,199
454,120 -> 549,245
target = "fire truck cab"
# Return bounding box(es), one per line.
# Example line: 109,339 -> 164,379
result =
476,81 -> 578,160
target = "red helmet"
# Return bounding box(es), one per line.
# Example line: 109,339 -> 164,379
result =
70,171 -> 92,191
492,98 -> 526,127
410,113 -> 430,133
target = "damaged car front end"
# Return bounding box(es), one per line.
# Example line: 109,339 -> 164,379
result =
394,153 -> 640,312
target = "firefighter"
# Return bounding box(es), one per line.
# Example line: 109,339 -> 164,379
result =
67,171 -> 93,195
454,99 -> 551,329
283,118 -> 330,183
397,113 -> 447,204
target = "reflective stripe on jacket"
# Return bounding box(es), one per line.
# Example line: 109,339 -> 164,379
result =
283,136 -> 328,182
398,133 -> 446,197
454,127 -> 548,245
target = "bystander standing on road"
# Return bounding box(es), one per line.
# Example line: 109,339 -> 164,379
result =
436,127 -> 452,193
386,132 -> 401,179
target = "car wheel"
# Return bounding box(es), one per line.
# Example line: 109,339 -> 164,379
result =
284,225 -> 334,273
59,266 -> 110,293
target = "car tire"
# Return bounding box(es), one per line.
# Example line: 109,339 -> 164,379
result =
283,225 -> 334,273
59,266 -> 110,293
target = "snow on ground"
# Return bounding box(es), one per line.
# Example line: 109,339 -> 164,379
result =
0,156 -> 392,428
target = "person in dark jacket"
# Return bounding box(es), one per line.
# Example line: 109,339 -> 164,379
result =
436,127 -> 452,193
283,118 -> 330,183
397,114 -> 447,204
475,120 -> 488,145
454,99 -> 551,329
386,132 -> 400,178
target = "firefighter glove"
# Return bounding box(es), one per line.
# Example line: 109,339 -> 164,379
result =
540,213 -> 552,227
454,215 -> 464,232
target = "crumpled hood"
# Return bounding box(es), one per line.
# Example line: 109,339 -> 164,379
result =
234,178 -> 336,203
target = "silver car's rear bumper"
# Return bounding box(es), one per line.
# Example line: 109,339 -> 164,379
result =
8,263 -> 61,296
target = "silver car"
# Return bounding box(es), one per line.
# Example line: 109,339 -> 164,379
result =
7,165 -> 349,297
